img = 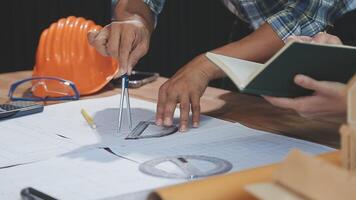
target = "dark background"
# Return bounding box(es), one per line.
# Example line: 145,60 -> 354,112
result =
0,0 -> 240,77
0,0 -> 355,79
0,0 -> 111,73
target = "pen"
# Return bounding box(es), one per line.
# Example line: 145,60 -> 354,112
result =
21,187 -> 57,200
81,108 -> 97,129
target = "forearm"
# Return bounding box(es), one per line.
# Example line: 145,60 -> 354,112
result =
214,23 -> 284,62
114,0 -> 155,33
203,23 -> 284,80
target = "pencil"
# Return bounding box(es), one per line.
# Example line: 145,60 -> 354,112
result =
81,108 -> 97,129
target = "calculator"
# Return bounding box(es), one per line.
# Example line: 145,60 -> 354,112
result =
0,102 -> 44,120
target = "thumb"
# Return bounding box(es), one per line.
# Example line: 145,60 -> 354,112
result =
87,24 -> 111,44
127,43 -> 148,74
294,74 -> 338,94
87,30 -> 99,45
127,50 -> 140,75
114,63 -> 123,78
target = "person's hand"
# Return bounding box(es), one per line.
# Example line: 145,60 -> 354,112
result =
156,55 -> 223,132
286,32 -> 343,45
311,32 -> 343,44
87,15 -> 151,76
264,74 -> 347,119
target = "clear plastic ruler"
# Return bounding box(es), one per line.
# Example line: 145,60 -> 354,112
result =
125,121 -> 178,139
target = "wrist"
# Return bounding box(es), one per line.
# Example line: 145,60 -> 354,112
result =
117,13 -> 154,34
115,1 -> 154,33
195,54 -> 226,81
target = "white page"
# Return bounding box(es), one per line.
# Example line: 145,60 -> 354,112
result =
206,52 -> 264,88
0,148 -> 182,200
0,95 -> 335,200
0,118 -> 81,168
12,95 -> 231,146
110,123 -> 334,171
0,95 -> 231,167
0,124 -> 334,200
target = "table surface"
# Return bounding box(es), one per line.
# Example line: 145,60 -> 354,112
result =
0,70 -> 343,148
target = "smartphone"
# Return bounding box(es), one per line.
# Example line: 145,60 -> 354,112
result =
112,71 -> 159,88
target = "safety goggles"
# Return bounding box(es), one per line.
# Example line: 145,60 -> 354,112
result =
8,77 -> 80,101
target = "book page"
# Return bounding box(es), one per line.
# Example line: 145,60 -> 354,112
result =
206,52 -> 264,89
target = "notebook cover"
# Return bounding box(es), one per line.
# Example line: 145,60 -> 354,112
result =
244,42 -> 356,97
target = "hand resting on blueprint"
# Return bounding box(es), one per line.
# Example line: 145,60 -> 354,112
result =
264,33 -> 347,120
155,55 -> 217,132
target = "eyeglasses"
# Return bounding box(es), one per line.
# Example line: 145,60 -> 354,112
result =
8,77 -> 80,101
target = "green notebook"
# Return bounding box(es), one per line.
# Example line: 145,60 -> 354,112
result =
206,41 -> 356,97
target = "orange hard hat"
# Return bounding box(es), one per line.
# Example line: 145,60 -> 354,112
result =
32,16 -> 118,96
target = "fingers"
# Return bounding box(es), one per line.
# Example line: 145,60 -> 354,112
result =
294,74 -> 318,90
87,31 -> 98,45
312,32 -> 342,45
179,95 -> 190,132
191,94 -> 201,128
297,36 -> 313,42
156,83 -> 178,127
162,95 -> 178,127
88,27 -> 110,56
106,24 -> 121,59
286,33 -> 343,45
286,35 -> 313,43
294,74 -> 335,94
90,21 -> 150,76
106,24 -> 135,75
156,82 -> 201,132
263,96 -> 298,110
285,36 -> 297,43
118,29 -> 135,75
127,41 -> 149,74
156,84 -> 168,126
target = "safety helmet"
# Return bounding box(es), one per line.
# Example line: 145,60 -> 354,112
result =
33,16 -> 118,96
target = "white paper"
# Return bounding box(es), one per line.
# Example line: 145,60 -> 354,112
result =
110,123 -> 335,171
0,94 -> 336,200
0,95 -> 231,167
0,122 -> 335,200
8,95 -> 231,146
0,118 -> 80,168
0,148 -> 182,200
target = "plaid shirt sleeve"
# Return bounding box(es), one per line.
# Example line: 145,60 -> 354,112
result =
142,0 -> 166,26
265,0 -> 346,41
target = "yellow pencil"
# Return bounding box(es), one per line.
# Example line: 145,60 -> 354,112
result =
81,108 -> 97,129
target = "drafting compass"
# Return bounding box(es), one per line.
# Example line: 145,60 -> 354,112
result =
118,74 -> 132,133
118,74 -> 178,138
139,155 -> 233,179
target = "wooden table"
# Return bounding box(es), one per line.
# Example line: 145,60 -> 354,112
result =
0,70 -> 342,148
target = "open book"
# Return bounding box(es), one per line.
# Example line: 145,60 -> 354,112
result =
206,41 -> 356,97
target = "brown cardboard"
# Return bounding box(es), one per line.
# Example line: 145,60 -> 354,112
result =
347,75 -> 356,126
273,150 -> 356,200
